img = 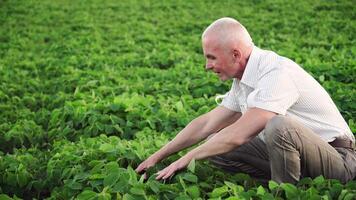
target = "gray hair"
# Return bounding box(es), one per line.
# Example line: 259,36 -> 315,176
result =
202,17 -> 253,48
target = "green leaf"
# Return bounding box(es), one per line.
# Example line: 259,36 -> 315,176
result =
127,166 -> 138,185
234,173 -> 251,182
225,197 -> 240,200
306,186 -> 318,196
16,170 -> 30,187
186,185 -> 200,198
148,180 -> 160,194
179,176 -> 187,191
76,190 -> 97,200
187,159 -> 195,173
99,143 -> 116,153
0,194 -> 13,200
175,194 -> 191,200
312,176 -> 325,186
74,172 -> 90,181
66,180 -> 83,190
256,185 -> 265,196
261,193 -> 277,200
199,181 -> 212,189
224,181 -> 236,189
110,103 -> 122,112
343,193 -> 356,200
281,183 -> 299,199
98,189 -> 111,200
130,186 -> 145,196
138,173 -> 145,183
123,194 -> 137,200
105,162 -> 120,173
89,173 -> 106,180
338,189 -> 348,199
112,179 -> 129,193
175,101 -> 184,111
224,181 -> 242,195
182,173 -> 198,183
298,177 -> 313,186
210,185 -> 229,198
268,180 -> 279,190
103,172 -> 120,187
261,193 -> 275,200
345,181 -> 356,190
329,184 -> 343,199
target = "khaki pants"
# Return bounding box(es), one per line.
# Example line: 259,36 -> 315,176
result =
208,115 -> 356,184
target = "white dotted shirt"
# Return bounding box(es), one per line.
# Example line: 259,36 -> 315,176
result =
219,46 -> 354,143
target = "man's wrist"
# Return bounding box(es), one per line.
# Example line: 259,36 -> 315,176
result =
151,151 -> 164,163
185,150 -> 198,161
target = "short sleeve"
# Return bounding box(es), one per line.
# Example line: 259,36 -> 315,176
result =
219,79 -> 241,112
247,67 -> 299,115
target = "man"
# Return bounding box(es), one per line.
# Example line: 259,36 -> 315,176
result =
135,17 -> 356,184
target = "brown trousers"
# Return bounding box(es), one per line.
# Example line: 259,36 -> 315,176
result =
208,115 -> 356,184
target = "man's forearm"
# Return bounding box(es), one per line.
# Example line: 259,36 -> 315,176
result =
185,125 -> 245,161
153,116 -> 211,161
185,108 -> 276,161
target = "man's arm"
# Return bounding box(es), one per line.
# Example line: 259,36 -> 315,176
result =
135,106 -> 241,174
156,107 -> 276,180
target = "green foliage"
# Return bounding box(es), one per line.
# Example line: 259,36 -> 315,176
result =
0,0 -> 355,199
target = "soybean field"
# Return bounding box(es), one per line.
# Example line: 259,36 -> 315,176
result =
0,0 -> 355,199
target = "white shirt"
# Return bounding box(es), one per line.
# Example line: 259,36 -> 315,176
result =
219,46 -> 354,143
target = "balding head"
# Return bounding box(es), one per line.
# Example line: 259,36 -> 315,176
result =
202,17 -> 253,52
201,18 -> 254,80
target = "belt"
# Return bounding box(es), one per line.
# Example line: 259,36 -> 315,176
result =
329,138 -> 355,150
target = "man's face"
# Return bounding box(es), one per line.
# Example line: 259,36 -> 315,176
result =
202,38 -> 239,81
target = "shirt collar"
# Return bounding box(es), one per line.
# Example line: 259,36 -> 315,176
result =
240,46 -> 262,88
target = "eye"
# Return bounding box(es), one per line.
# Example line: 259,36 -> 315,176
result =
206,54 -> 216,60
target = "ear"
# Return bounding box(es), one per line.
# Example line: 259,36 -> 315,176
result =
232,49 -> 242,62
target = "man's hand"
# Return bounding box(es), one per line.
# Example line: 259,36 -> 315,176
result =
135,155 -> 159,179
155,155 -> 192,180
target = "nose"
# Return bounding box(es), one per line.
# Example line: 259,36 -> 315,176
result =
205,63 -> 213,70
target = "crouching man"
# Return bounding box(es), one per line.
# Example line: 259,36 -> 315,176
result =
135,17 -> 356,184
